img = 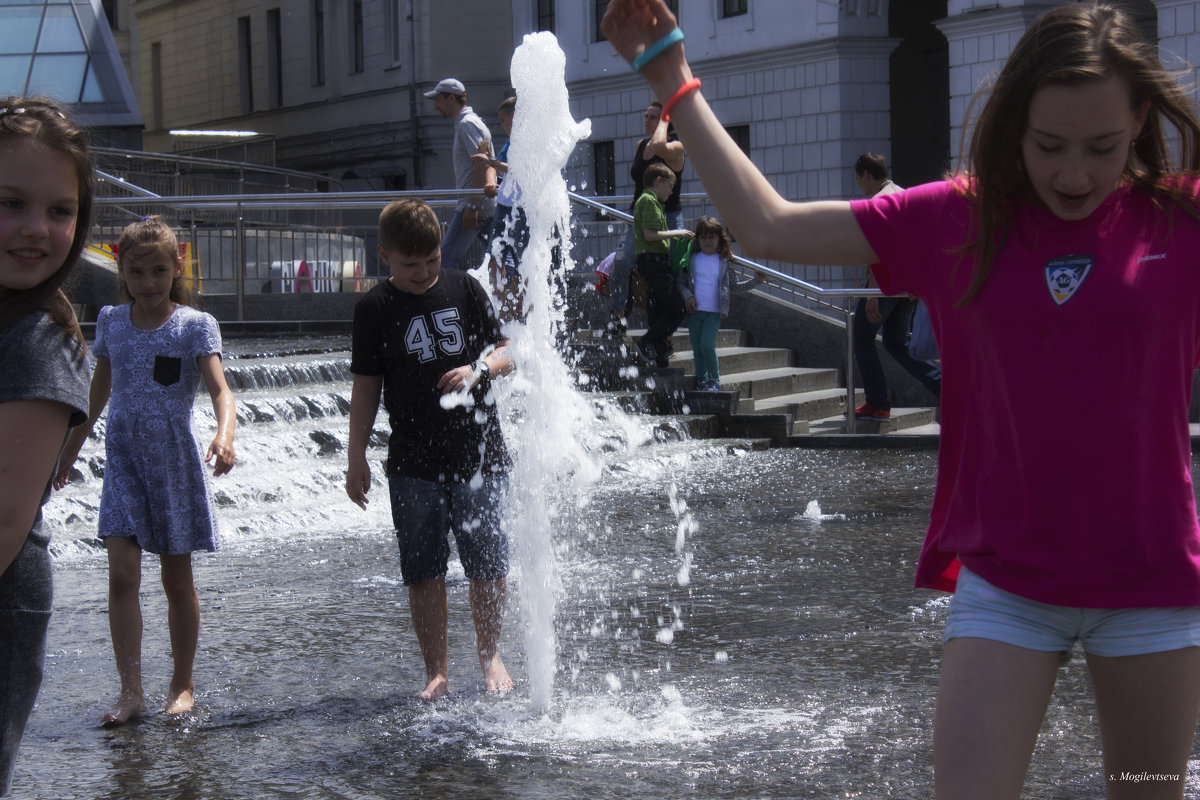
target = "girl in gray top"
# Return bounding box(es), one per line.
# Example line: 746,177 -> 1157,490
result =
0,97 -> 92,796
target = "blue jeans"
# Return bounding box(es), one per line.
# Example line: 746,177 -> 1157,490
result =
441,206 -> 494,271
853,296 -> 941,409
687,310 -> 722,384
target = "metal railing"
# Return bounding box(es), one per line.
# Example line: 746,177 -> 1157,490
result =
92,177 -> 887,432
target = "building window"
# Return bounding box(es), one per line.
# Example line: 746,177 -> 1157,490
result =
102,0 -> 118,29
537,0 -> 555,33
312,0 -> 326,87
386,0 -> 404,65
721,0 -> 748,18
592,140 -> 615,197
350,0 -> 364,74
151,41 -> 163,130
237,16 -> 253,114
725,124 -> 750,158
267,9 -> 283,107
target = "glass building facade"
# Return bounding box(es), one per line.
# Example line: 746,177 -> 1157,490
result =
0,0 -> 140,130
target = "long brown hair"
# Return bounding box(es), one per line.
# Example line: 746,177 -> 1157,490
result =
116,217 -> 192,307
694,216 -> 733,259
0,97 -> 93,347
960,3 -> 1200,303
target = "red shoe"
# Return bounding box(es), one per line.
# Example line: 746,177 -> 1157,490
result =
853,402 -> 890,420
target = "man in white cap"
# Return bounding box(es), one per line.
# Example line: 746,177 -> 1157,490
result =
425,78 -> 496,270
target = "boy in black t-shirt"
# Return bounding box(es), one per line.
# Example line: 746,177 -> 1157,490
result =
346,199 -> 513,700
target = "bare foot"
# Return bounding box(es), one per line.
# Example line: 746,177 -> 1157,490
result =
100,691 -> 146,726
163,686 -> 195,715
482,654 -> 513,693
416,675 -> 449,701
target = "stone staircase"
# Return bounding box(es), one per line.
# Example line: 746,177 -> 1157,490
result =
575,327 -> 939,445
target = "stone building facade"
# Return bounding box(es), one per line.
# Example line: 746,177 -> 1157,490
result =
116,0 -> 1191,209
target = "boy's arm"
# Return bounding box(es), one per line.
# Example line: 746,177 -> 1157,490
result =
436,338 -> 513,395
54,357 -> 111,490
346,373 -> 382,509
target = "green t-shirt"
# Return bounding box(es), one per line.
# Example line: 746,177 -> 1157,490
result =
633,190 -> 668,256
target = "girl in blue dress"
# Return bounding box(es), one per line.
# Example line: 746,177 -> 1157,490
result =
57,217 -> 236,725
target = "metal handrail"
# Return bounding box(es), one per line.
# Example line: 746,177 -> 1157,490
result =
92,146 -> 344,191
87,180 -> 889,432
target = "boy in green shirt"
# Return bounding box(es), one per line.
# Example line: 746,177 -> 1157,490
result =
633,162 -> 693,367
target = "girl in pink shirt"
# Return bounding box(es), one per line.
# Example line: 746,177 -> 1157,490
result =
605,2 -> 1200,797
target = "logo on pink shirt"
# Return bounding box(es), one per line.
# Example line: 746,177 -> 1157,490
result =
1044,255 -> 1093,306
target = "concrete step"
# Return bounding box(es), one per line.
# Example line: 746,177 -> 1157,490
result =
748,386 -> 861,420
669,345 -> 792,375
806,406 -> 939,435
717,366 -> 840,399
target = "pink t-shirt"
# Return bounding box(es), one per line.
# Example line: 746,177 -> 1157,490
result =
852,179 -> 1200,607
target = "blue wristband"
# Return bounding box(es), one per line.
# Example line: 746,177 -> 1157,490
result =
630,28 -> 685,73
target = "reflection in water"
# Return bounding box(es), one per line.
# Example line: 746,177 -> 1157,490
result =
22,367 -> 1185,798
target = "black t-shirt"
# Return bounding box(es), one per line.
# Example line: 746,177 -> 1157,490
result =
350,270 -> 509,482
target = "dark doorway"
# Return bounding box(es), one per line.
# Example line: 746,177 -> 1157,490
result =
888,1 -> 949,187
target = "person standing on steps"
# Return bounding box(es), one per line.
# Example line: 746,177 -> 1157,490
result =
605,101 -> 687,338
426,78 -> 496,271
850,153 -> 941,420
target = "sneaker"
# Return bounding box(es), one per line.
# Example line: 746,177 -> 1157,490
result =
704,379 -> 722,392
853,401 -> 891,420
632,339 -> 656,367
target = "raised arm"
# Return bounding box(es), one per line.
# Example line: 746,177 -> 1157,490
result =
199,353 -> 236,476
1,400 -> 73,574
602,0 -> 878,266
643,118 -> 686,172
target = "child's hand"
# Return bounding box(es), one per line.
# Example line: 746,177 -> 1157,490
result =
671,230 -> 695,239
437,364 -> 479,395
754,270 -> 768,282
346,457 -> 371,509
206,434 -> 235,476
52,431 -> 87,490
685,297 -> 697,312
52,459 -> 75,490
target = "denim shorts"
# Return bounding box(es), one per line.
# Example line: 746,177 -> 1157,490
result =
387,473 -> 509,586
944,566 -> 1200,657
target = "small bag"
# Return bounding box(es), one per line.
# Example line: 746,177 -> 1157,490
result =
909,300 -> 938,361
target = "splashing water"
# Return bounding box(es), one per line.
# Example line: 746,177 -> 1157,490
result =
490,32 -> 597,712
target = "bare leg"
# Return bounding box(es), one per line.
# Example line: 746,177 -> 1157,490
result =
102,537 -> 146,725
408,576 -> 449,700
159,553 -> 199,715
934,637 -> 1061,800
470,578 -> 512,693
1086,646 -> 1200,800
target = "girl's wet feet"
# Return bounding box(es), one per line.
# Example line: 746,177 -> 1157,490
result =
416,675 -> 449,701
100,691 -> 146,726
163,686 -> 195,715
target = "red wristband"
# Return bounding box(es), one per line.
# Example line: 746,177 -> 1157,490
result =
661,78 -> 702,123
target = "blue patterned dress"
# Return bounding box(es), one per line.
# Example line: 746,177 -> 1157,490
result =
94,304 -> 222,554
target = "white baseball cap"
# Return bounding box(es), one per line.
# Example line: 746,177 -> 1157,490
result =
424,78 -> 466,98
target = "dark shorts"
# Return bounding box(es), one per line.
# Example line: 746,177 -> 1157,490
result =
387,473 -> 509,586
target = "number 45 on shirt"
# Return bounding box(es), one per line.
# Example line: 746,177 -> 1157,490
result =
405,309 -> 465,362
